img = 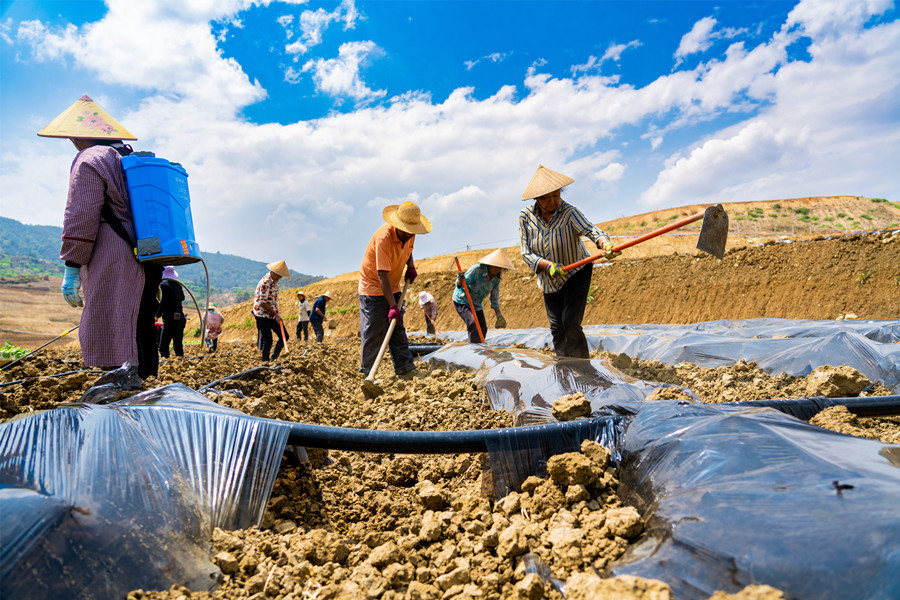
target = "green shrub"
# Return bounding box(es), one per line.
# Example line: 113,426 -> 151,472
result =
768,213 -> 778,218
773,203 -> 782,210
861,214 -> 873,220
836,212 -> 846,218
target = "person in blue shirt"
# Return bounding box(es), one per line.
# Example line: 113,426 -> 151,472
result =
453,249 -> 513,343
308,291 -> 333,343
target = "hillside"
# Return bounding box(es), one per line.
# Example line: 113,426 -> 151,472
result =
0,216 -> 322,298
205,195 -> 900,346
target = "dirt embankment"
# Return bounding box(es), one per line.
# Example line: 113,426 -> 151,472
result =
212,230 -> 900,345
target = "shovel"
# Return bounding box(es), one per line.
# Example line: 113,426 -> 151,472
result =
562,204 -> 729,272
361,280 -> 410,399
423,310 -> 442,335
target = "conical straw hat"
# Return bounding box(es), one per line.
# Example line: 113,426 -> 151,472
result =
478,248 -> 514,270
266,260 -> 291,278
521,164 -> 574,200
37,95 -> 136,140
383,201 -> 432,234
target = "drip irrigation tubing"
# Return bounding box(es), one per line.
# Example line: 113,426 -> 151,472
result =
733,395 -> 900,419
0,369 -> 105,389
285,416 -> 617,454
196,365 -> 283,393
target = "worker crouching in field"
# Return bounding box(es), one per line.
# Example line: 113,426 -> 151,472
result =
418,291 -> 438,335
519,165 -> 619,358
40,95 -> 163,379
252,261 -> 290,362
358,201 -> 431,379
205,306 -> 224,352
157,266 -> 186,358
453,249 -> 512,343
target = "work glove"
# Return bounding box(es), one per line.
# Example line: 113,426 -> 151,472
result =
456,273 -> 465,288
388,304 -> 403,323
547,262 -> 565,278
495,312 -> 507,329
601,241 -> 622,260
61,265 -> 84,308
405,265 -> 418,284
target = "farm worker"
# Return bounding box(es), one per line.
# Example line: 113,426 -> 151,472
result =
157,266 -> 186,358
519,165 -> 619,358
358,201 -> 432,378
418,291 -> 438,335
252,260 -> 290,362
204,305 -> 224,352
295,290 -> 311,342
308,291 -> 332,343
453,249 -> 513,343
39,95 -> 163,379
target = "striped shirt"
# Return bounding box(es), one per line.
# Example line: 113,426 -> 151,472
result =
453,263 -> 501,311
519,200 -> 608,293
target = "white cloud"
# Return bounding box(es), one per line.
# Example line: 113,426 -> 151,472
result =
572,40 -> 641,75
301,40 -> 385,101
464,52 -> 511,71
675,16 -> 747,66
284,0 -> 358,56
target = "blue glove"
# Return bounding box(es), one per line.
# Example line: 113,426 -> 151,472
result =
61,265 -> 83,308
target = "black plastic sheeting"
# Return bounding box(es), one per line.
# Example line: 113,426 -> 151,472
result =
0,384 -> 291,598
425,343 -> 691,424
429,318 -> 900,391
612,401 -> 900,599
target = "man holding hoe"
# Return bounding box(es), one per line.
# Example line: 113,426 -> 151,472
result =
358,201 -> 432,379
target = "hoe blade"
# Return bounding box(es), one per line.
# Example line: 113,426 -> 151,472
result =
696,204 -> 729,259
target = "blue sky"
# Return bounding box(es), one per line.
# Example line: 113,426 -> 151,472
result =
1,0 -> 898,277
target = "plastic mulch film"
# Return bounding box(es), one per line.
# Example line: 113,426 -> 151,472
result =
484,415 -> 625,498
429,318 -> 900,390
424,343 -> 678,424
612,400 -> 900,599
0,383 -> 292,598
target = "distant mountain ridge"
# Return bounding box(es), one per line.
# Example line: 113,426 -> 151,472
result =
0,216 -> 323,294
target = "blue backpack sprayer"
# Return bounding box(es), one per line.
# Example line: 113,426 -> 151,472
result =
119,151 -> 210,340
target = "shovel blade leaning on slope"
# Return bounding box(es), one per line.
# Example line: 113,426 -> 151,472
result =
562,203 -> 729,272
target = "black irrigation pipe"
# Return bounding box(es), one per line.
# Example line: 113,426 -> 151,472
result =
285,416 -> 610,454
408,344 -> 444,356
733,395 -> 900,419
0,369 -> 105,389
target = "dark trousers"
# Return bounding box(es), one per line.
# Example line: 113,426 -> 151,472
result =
159,314 -> 185,358
543,265 -> 593,359
454,302 -> 487,343
206,338 -> 218,351
296,320 -> 309,341
310,320 -> 325,343
359,293 -> 414,376
255,315 -> 287,361
137,264 -> 163,379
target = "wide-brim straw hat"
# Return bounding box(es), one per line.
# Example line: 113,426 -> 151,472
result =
267,260 -> 291,278
521,164 -> 574,200
322,290 -> 334,299
478,248 -> 514,270
208,305 -> 217,310
37,95 -> 137,140
383,201 -> 432,235
295,290 -> 306,298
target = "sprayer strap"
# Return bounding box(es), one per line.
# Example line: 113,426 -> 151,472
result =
100,202 -> 139,259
